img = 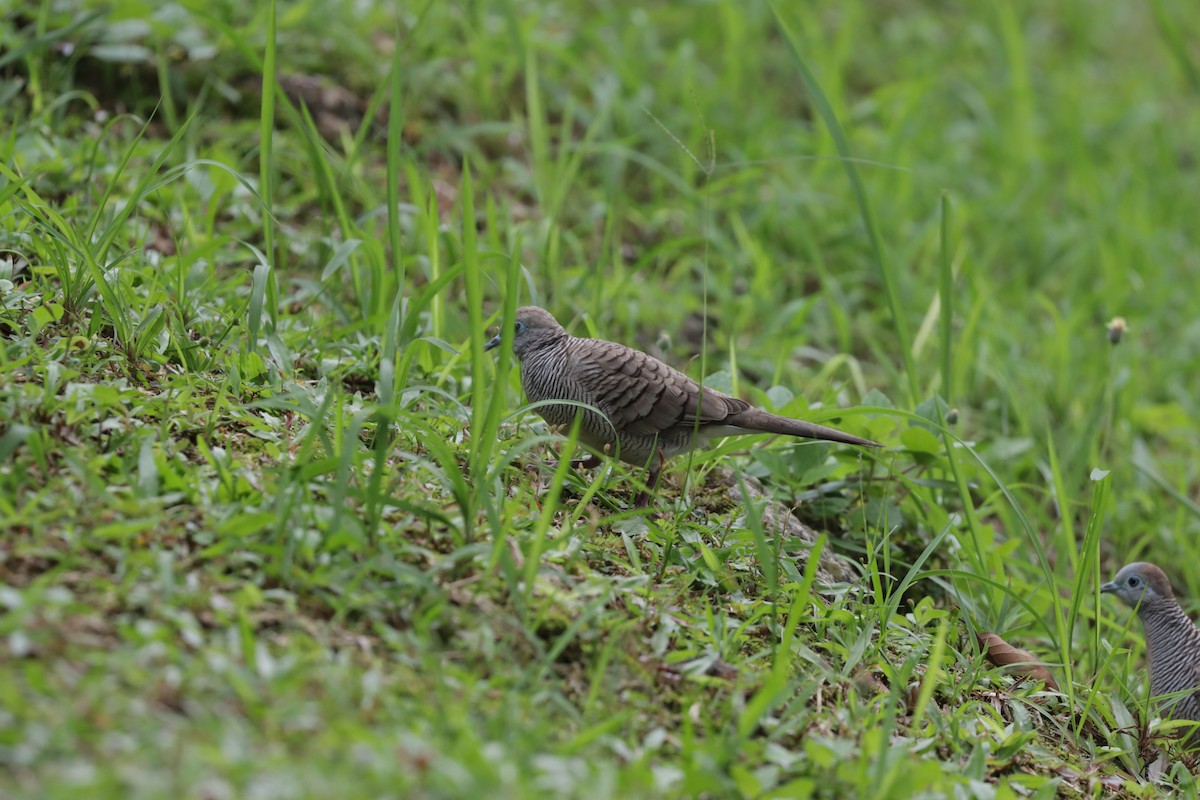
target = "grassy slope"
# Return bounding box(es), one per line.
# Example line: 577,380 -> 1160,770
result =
2,0 -> 1200,797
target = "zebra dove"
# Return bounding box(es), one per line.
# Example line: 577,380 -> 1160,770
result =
484,306 -> 881,505
1101,562 -> 1200,741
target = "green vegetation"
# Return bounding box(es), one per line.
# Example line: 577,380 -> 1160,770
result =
3,0 -> 1200,796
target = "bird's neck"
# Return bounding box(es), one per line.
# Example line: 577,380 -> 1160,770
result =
520,337 -> 573,396
516,333 -> 569,363
1140,601 -> 1194,645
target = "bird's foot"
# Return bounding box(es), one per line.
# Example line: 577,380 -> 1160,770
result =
547,452 -> 603,471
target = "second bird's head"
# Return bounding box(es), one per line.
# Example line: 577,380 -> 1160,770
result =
484,306 -> 565,358
1100,561 -> 1176,612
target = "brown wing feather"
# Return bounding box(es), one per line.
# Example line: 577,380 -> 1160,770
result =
569,339 -> 741,436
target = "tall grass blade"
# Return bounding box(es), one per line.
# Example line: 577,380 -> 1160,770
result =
771,4 -> 918,405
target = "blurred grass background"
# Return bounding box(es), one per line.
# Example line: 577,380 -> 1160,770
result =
2,0 -> 1200,796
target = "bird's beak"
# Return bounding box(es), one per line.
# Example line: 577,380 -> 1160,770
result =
1099,581 -> 1118,594
484,333 -> 502,352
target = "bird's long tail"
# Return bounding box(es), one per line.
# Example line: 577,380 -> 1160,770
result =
732,409 -> 882,448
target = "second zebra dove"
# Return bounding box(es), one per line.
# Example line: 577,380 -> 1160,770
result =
1102,562 -> 1200,742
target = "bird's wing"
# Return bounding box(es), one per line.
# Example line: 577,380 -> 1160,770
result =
571,339 -> 742,436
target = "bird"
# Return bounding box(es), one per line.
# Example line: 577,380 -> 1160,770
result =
1101,562 -> 1200,742
484,305 -> 881,505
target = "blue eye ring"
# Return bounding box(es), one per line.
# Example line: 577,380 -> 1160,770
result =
514,320 -> 526,333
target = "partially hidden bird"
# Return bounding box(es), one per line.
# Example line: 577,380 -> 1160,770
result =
484,306 -> 881,505
1102,562 -> 1200,742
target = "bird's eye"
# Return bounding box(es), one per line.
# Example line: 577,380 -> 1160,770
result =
514,321 -> 525,333
1128,576 -> 1142,588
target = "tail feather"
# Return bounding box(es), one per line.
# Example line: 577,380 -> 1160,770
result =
728,409 -> 881,448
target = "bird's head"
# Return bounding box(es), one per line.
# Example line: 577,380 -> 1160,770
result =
484,306 -> 567,359
1101,561 -> 1176,612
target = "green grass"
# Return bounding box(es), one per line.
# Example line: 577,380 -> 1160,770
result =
3,0 -> 1200,796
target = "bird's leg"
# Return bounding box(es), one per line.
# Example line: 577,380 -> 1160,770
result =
546,450 -> 603,470
578,443 -> 616,470
543,423 -> 603,470
634,448 -> 666,508
569,453 -> 603,469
